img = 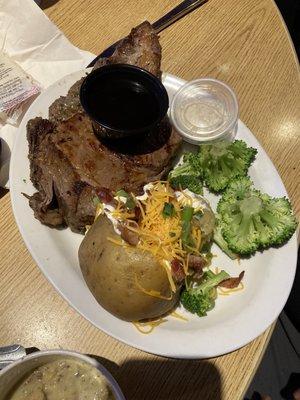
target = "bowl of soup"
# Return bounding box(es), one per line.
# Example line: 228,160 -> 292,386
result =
0,349 -> 125,400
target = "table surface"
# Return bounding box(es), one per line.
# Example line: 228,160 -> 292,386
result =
1,0 -> 299,399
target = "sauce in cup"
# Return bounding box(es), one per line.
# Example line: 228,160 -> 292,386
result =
170,78 -> 238,144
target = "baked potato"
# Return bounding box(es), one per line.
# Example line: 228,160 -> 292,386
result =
79,215 -> 180,321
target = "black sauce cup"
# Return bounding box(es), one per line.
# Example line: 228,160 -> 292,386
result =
80,64 -> 169,139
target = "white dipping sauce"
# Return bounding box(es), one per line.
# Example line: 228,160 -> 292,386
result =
170,78 -> 238,144
8,358 -> 115,400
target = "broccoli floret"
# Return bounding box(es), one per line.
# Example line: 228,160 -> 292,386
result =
217,177 -> 298,255
198,140 -> 257,192
168,153 -> 203,194
213,223 -> 238,259
181,270 -> 229,317
169,175 -> 203,194
183,152 -> 203,171
181,290 -> 213,317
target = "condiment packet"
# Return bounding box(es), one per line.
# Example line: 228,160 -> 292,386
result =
0,52 -> 40,126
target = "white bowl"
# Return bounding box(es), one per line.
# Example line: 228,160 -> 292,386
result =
0,349 -> 125,399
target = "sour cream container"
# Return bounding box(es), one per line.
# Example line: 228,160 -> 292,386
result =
170,78 -> 238,144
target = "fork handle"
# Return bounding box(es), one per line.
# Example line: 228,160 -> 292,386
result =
153,0 -> 208,33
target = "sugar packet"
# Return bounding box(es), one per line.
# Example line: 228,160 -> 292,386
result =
0,52 -> 40,126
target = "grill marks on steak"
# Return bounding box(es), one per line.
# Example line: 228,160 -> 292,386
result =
27,21 -> 182,233
49,78 -> 84,124
53,113 -> 181,194
27,117 -> 99,231
26,118 -> 63,226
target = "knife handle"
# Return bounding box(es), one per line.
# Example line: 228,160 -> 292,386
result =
153,0 -> 208,33
88,0 -> 208,66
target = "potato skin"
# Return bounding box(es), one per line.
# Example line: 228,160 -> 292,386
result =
79,215 -> 180,321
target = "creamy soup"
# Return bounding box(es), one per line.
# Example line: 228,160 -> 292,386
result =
8,358 -> 115,400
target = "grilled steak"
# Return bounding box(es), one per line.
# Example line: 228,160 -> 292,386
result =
92,21 -> 162,77
27,21 -> 182,233
49,21 -> 161,125
49,78 -> 84,124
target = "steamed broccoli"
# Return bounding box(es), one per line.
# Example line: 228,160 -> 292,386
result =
181,270 -> 229,317
169,175 -> 203,195
213,223 -> 238,260
168,153 -> 203,194
217,177 -> 298,255
198,140 -> 257,192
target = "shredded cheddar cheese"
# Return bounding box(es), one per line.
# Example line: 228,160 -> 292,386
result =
95,203 -> 104,220
111,199 -> 135,220
214,267 -> 245,295
104,182 -> 204,295
107,236 -> 127,247
170,311 -> 189,322
133,318 -> 167,334
132,312 -> 187,335
130,182 -> 191,291
218,282 -> 244,295
134,274 -> 172,300
217,290 -> 230,296
161,260 -> 177,293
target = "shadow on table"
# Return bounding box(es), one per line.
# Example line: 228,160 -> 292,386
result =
89,355 -> 222,400
0,138 -> 9,197
0,188 -> 8,199
41,0 -> 59,9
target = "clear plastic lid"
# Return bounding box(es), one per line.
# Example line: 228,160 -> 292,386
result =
170,78 -> 238,144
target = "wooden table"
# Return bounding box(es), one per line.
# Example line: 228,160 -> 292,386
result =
0,0 -> 299,398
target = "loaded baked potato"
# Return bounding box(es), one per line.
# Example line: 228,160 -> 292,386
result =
79,215 -> 180,321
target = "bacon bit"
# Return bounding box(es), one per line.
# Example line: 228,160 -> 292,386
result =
171,259 -> 185,283
133,206 -> 141,222
219,271 -> 245,288
118,223 -> 139,246
126,220 -> 139,229
97,187 -> 114,204
188,255 -> 206,276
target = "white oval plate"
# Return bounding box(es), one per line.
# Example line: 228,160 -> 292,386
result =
10,70 -> 297,359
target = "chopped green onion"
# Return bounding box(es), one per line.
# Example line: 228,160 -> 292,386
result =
115,189 -> 136,210
181,206 -> 195,249
92,196 -> 100,206
162,202 -> 175,218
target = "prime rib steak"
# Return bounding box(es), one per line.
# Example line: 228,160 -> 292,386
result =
27,22 -> 182,233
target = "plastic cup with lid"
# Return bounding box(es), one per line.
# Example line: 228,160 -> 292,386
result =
170,78 -> 239,145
